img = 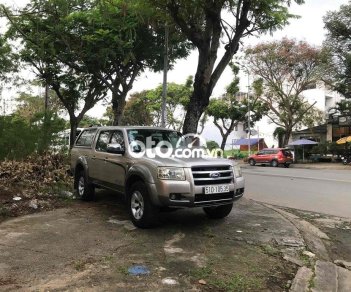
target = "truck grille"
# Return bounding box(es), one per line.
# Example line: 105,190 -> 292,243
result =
191,166 -> 233,186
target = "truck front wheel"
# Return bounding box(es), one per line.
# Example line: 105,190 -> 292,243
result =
203,203 -> 233,219
128,181 -> 159,228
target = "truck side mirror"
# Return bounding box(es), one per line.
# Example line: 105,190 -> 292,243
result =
107,143 -> 125,155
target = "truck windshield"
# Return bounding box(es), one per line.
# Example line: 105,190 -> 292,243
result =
127,129 -> 183,149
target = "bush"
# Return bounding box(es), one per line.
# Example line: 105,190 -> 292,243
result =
0,113 -> 65,160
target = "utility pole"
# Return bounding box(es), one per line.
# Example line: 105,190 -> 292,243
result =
161,25 -> 169,128
247,72 -> 251,156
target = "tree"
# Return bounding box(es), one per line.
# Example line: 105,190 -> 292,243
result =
121,77 -> 193,130
323,3 -> 351,99
206,140 -> 219,151
34,0 -> 192,125
149,0 -> 304,134
13,91 -> 66,152
0,34 -> 17,81
121,92 -> 154,126
2,1 -> 108,148
207,63 -> 266,150
273,127 -> 286,148
245,39 -> 324,146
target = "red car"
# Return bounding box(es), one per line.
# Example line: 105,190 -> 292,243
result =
248,148 -> 293,167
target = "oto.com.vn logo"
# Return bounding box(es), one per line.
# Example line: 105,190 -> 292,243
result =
128,134 -> 224,159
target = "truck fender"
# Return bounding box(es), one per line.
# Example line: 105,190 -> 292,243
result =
74,156 -> 91,188
125,165 -> 160,206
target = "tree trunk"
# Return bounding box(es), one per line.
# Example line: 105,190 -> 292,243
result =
112,92 -> 127,126
182,99 -> 207,134
69,118 -> 78,149
283,127 -> 292,147
182,65 -> 212,134
220,132 -> 230,151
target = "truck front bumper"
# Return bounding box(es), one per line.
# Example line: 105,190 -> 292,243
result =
149,176 -> 245,208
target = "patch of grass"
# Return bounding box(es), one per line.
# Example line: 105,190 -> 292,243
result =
261,244 -> 280,257
72,258 -> 95,272
299,252 -> 312,268
101,255 -> 114,264
190,265 -> 214,279
73,260 -> 86,271
116,266 -> 129,276
190,264 -> 264,291
308,270 -> 316,289
213,274 -> 264,291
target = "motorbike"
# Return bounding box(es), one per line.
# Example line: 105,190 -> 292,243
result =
341,155 -> 351,165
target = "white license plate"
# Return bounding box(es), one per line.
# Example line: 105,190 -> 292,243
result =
204,185 -> 230,194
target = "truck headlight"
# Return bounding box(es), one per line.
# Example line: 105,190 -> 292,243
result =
157,167 -> 185,180
233,165 -> 242,178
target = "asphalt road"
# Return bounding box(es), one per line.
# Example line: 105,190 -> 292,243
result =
242,166 -> 351,218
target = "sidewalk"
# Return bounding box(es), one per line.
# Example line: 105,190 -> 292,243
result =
290,162 -> 351,170
0,194 -> 350,291
237,159 -> 351,170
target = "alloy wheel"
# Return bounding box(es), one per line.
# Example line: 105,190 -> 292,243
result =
131,191 -> 144,220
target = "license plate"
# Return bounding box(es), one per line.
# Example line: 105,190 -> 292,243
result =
204,185 -> 230,194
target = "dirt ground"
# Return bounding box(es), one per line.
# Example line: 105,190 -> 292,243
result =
0,192 -> 304,292
0,186 -> 69,223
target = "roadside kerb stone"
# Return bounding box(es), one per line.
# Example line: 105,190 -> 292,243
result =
262,204 -> 330,261
290,266 -> 313,292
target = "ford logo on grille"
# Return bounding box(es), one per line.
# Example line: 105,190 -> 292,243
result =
210,172 -> 220,178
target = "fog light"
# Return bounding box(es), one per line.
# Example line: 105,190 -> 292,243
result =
170,193 -> 177,200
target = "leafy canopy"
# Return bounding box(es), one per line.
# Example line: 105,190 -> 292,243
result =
323,3 -> 351,98
245,38 -> 323,145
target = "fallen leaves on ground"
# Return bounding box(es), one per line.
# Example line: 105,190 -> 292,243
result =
0,153 -> 73,220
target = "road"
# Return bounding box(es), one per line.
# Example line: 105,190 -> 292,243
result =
242,166 -> 351,218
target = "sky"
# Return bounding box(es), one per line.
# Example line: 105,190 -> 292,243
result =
1,0 -> 350,145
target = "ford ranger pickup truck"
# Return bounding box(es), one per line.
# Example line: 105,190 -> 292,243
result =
70,126 -> 245,228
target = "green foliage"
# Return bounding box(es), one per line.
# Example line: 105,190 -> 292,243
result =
121,77 -> 192,130
2,0 -> 109,147
148,0 -> 304,134
310,142 -> 345,156
0,34 -> 17,80
323,3 -> 351,99
273,127 -> 286,148
78,115 -> 104,128
0,112 -> 65,160
246,38 -> 323,145
206,140 -> 219,151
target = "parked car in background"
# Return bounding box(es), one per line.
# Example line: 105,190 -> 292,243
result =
248,148 -> 293,167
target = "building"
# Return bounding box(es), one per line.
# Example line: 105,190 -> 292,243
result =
292,82 -> 349,143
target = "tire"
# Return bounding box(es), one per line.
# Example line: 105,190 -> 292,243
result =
271,160 -> 279,167
76,170 -> 95,201
203,203 -> 233,219
248,159 -> 256,166
128,181 -> 159,228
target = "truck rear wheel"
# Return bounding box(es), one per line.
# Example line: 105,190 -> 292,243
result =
203,203 -> 233,219
76,170 -> 95,201
128,181 -> 158,228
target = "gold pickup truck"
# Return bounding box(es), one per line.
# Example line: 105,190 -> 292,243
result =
70,126 -> 245,228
